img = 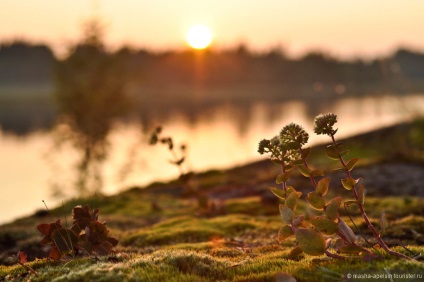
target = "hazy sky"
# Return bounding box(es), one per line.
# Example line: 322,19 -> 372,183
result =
1,0 -> 424,58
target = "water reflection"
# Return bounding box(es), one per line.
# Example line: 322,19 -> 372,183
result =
0,94 -> 423,224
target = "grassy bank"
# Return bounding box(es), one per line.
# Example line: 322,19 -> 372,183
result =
1,121 -> 424,281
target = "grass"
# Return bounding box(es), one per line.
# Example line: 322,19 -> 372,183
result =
1,121 -> 424,281
1,246 -> 423,281
1,194 -> 423,281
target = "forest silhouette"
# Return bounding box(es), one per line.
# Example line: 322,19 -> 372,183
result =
1,40 -> 424,134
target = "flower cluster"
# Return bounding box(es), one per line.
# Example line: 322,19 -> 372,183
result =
280,123 -> 309,150
313,113 -> 338,136
258,136 -> 289,162
258,124 -> 305,164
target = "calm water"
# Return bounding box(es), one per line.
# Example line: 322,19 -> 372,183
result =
1,94 -> 424,224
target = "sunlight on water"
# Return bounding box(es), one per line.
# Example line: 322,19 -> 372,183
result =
1,94 -> 423,224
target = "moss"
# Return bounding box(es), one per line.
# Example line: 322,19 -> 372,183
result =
1,245 -> 423,281
224,197 -> 263,215
121,214 -> 269,247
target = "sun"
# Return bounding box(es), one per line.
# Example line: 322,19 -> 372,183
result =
186,25 -> 213,50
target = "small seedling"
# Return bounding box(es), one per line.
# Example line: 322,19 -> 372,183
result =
37,205 -> 118,260
149,126 -> 221,214
149,126 -> 194,194
259,113 -> 412,260
12,251 -> 38,276
150,127 -> 187,174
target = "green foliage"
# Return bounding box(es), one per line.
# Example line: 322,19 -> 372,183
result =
259,113 -> 413,260
325,197 -> 341,221
341,177 -> 358,190
295,228 -> 326,256
306,192 -> 325,210
311,216 -> 338,235
278,225 -> 294,243
279,205 -> 294,225
316,177 -> 330,196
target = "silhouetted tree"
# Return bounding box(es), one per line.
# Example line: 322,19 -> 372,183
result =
0,41 -> 54,84
54,20 -> 131,195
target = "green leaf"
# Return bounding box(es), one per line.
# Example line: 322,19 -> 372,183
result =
357,184 -> 365,205
269,187 -> 286,200
51,228 -> 78,254
341,177 -> 358,190
332,167 -> 346,173
334,142 -> 343,147
292,215 -> 305,228
301,147 -> 311,159
295,228 -> 326,256
286,191 -> 302,211
298,165 -> 312,177
278,225 -> 294,243
345,158 -> 359,171
344,200 -> 357,207
311,216 -> 339,235
284,164 -> 295,171
311,169 -> 325,177
325,197 -> 341,221
276,173 -> 290,184
325,146 -> 339,160
306,192 -> 325,210
279,204 -> 294,224
286,186 -> 296,196
288,246 -> 303,259
339,150 -> 349,157
338,218 -> 356,243
291,159 -> 304,166
316,177 -> 330,196
286,186 -> 296,197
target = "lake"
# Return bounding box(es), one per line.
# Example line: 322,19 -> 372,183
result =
1,94 -> 424,224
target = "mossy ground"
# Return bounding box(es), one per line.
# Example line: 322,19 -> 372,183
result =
1,122 -> 424,281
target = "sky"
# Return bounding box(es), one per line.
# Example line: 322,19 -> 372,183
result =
1,0 -> 424,58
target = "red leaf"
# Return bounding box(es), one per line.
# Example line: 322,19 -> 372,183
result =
92,241 -> 113,256
40,236 -> 53,245
17,251 -> 27,264
88,221 -> 109,243
37,220 -> 63,245
107,237 -> 119,247
72,206 -> 98,233
49,245 -> 62,261
37,224 -> 51,235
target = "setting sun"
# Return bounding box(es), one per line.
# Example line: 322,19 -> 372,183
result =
186,25 -> 213,50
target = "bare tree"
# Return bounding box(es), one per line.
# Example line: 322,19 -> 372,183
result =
54,20 -> 131,195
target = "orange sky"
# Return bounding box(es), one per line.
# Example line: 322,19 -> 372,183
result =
1,0 -> 424,58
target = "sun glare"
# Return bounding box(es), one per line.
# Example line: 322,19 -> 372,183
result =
186,25 -> 213,50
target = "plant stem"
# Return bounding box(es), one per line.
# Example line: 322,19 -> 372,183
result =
18,262 -> 38,276
330,134 -> 411,260
299,148 -> 317,188
300,148 -> 373,254
280,163 -> 287,192
324,249 -> 346,260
